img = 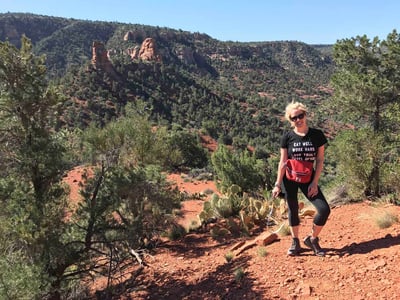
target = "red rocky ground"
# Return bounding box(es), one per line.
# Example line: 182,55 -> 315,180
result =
64,168 -> 400,300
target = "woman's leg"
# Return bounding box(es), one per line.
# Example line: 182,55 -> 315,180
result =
300,185 -> 330,256
283,178 -> 301,231
290,225 -> 299,238
311,224 -> 324,238
300,185 -> 330,227
283,179 -> 302,255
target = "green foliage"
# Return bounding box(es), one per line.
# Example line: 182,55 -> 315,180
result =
233,267 -> 245,282
164,223 -> 187,240
210,194 -> 236,218
77,107 -> 184,246
0,249 -> 43,300
198,186 -> 244,223
80,104 -> 209,171
384,157 -> 400,201
1,13 -> 334,158
327,129 -> 385,198
242,196 -> 271,224
58,162 -> 182,298
0,36 -> 71,299
199,185 -> 276,236
329,31 -> 400,198
81,101 -> 168,167
211,145 -> 266,192
0,36 -> 183,299
0,35 -> 66,183
164,124 -> 209,170
238,193 -> 275,234
224,251 -> 234,263
8,13 -> 399,298
331,32 -> 400,131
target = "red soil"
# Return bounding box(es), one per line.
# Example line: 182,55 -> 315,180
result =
63,168 -> 400,300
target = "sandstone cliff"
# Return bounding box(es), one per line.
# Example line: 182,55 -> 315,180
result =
127,37 -> 162,62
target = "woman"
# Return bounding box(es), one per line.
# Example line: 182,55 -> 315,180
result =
272,101 -> 330,256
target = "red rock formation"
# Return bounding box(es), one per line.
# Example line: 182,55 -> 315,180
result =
91,41 -> 120,79
138,38 -> 162,62
123,31 -> 134,41
139,38 -> 161,61
91,41 -> 113,71
126,46 -> 140,60
125,37 -> 162,62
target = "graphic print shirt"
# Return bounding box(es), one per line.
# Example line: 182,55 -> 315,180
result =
280,128 -> 328,162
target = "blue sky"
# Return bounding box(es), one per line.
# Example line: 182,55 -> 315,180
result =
1,0 -> 400,44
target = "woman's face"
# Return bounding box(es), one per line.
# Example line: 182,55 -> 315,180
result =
289,109 -> 307,128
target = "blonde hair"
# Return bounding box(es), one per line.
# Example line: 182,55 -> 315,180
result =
285,101 -> 308,122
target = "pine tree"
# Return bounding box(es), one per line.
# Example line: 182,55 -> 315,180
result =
329,30 -> 400,197
0,35 -> 68,299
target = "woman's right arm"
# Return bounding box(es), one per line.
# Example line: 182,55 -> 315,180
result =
272,148 -> 288,198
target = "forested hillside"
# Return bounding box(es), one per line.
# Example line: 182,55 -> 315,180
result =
0,12 -> 334,153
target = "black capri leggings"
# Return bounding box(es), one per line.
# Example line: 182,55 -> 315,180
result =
282,176 -> 330,227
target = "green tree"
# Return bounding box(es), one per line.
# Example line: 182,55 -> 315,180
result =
164,125 -> 209,170
211,145 -> 266,193
0,36 -> 69,299
75,103 -> 183,295
0,36 -> 182,300
82,101 -> 169,167
327,129 -> 387,199
330,31 -> 400,197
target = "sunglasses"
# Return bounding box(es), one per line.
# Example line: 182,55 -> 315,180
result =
290,113 -> 305,122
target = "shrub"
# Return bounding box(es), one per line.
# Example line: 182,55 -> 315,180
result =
276,223 -> 291,236
224,251 -> 234,263
257,246 -> 268,257
210,226 -> 230,239
165,223 -> 187,240
211,145 -> 266,192
233,267 -> 245,282
374,211 -> 399,229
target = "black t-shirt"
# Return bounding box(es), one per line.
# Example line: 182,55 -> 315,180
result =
280,128 -> 327,162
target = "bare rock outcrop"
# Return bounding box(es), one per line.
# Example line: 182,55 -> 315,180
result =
139,38 -> 162,62
123,31 -> 134,41
127,38 -> 162,62
126,46 -> 140,60
91,41 -> 120,79
91,41 -> 113,71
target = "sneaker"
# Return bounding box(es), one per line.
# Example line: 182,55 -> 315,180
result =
303,236 -> 325,257
287,238 -> 301,256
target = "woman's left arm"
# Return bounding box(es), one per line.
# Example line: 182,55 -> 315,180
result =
313,145 -> 325,185
308,145 -> 325,197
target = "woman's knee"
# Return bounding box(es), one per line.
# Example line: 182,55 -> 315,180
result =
319,203 -> 330,217
315,203 -> 330,225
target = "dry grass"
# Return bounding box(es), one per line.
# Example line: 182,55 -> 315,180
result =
374,211 -> 399,229
225,251 -> 234,263
358,206 -> 399,229
257,246 -> 268,257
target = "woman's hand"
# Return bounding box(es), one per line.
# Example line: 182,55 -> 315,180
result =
272,186 -> 281,198
308,182 -> 318,198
